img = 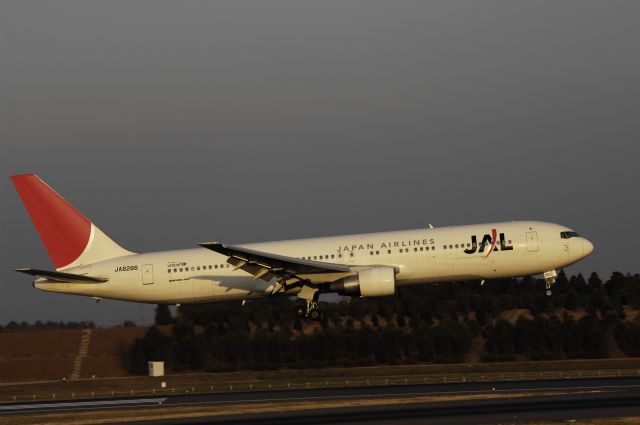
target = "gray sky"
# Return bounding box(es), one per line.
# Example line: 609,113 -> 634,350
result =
1,1 -> 639,325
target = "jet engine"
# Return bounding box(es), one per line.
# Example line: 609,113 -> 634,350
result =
329,266 -> 396,297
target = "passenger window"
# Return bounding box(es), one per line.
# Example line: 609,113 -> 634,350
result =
432,246 -> 435,250
173,268 -> 177,273
443,245 -> 447,250
167,269 -> 171,273
388,250 -> 391,254
455,244 -> 458,248
197,266 -> 200,271
350,252 -> 354,257
370,251 -> 374,255
376,250 -> 379,255
331,254 -> 335,259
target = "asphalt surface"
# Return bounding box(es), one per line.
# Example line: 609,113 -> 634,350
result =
2,376 -> 640,424
129,392 -> 640,425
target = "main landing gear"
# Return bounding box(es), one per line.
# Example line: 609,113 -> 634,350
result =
544,270 -> 557,296
294,284 -> 325,321
295,299 -> 324,321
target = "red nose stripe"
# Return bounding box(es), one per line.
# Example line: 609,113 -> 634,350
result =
11,174 -> 91,269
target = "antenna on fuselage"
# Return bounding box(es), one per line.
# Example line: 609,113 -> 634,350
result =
428,223 -> 434,229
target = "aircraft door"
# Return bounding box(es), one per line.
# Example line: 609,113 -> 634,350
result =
347,250 -> 356,263
142,264 -> 154,285
562,236 -> 570,253
526,232 -> 539,252
337,248 -> 355,264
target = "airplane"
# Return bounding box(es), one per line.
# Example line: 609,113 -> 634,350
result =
11,174 -> 594,320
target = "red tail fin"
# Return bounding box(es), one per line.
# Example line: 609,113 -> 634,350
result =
12,174 -> 91,269
11,174 -> 132,269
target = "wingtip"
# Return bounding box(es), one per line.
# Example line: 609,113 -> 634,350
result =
199,241 -> 222,247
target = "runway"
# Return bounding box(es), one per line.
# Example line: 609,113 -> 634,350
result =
129,391 -> 640,425
2,376 -> 640,424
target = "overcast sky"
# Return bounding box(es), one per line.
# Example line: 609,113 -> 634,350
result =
1,1 -> 639,325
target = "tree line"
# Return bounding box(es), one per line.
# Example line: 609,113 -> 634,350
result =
0,320 -> 96,332
122,271 -> 640,372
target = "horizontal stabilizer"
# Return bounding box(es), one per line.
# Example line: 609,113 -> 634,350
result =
15,268 -> 108,283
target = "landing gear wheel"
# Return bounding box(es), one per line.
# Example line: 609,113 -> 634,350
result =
295,299 -> 323,320
543,270 -> 557,297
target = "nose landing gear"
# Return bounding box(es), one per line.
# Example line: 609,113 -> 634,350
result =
543,270 -> 557,296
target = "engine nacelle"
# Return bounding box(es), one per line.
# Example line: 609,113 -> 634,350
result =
330,266 -> 396,297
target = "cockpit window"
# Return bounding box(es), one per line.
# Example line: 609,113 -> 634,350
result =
560,231 -> 580,239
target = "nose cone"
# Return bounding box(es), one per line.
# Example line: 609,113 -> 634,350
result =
582,238 -> 594,257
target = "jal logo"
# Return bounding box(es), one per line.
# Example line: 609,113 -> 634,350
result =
464,229 -> 513,258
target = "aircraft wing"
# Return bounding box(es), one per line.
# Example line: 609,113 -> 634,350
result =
15,268 -> 108,283
199,242 -> 351,289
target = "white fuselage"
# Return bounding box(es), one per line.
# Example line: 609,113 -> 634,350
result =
35,221 -> 593,304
